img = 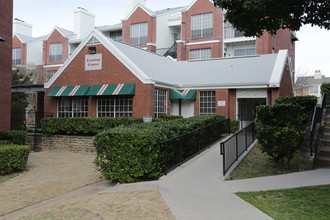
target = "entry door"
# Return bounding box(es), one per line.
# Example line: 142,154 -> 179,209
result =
181,100 -> 195,118
238,98 -> 266,128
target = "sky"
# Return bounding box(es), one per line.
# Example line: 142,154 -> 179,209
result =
13,0 -> 330,78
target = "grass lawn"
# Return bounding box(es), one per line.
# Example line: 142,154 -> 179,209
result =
227,145 -> 300,180
236,185 -> 330,220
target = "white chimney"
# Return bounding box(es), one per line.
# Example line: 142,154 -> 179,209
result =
125,0 -> 146,17
74,7 -> 95,39
314,70 -> 322,79
13,18 -> 32,36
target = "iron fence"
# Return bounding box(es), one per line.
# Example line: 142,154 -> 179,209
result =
220,122 -> 256,176
310,93 -> 326,156
160,119 -> 230,174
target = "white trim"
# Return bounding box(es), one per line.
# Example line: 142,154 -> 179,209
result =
186,39 -> 221,46
146,43 -> 156,47
223,37 -> 256,44
184,0 -> 214,12
45,27 -> 70,41
123,4 -> 155,22
269,50 -> 288,87
176,40 -> 186,44
43,64 -> 63,68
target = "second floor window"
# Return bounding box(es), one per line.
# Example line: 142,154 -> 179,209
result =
130,22 -> 148,46
12,48 -> 22,65
191,13 -> 213,39
234,48 -> 256,57
189,48 -> 212,60
49,42 -> 63,62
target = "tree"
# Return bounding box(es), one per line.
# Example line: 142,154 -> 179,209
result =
213,0 -> 330,37
11,70 -> 33,130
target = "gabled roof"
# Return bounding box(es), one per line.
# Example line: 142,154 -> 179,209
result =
45,27 -> 74,40
96,23 -> 122,32
123,4 -> 156,21
296,76 -> 330,86
14,33 -> 34,43
46,30 -> 292,90
184,0 -> 215,12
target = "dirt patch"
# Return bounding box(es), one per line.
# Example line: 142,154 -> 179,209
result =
0,151 -> 102,216
18,190 -> 175,220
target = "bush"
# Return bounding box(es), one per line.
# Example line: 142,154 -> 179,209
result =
230,119 -> 240,133
275,96 -> 317,122
256,104 -> 305,168
158,115 -> 183,121
94,115 -> 227,182
0,130 -> 27,145
41,117 -> 143,135
0,145 -> 30,175
321,83 -> 330,106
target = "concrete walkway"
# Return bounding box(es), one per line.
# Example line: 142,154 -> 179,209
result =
103,141 -> 330,220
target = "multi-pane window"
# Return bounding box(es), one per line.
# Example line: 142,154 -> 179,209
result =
199,91 -> 216,115
110,31 -> 122,41
12,48 -> 22,65
189,48 -> 212,60
154,89 -> 167,118
130,22 -> 148,46
234,48 -> 256,56
49,42 -> 63,62
191,13 -> 213,39
97,96 -> 133,117
58,97 -> 88,118
309,85 -> 319,95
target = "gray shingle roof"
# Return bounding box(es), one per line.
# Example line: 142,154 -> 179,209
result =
296,76 -> 330,86
56,27 -> 74,38
15,33 -> 35,43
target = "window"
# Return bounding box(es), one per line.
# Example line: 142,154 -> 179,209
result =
309,85 -> 319,95
189,48 -> 212,60
191,13 -> 213,39
154,89 -> 167,118
199,91 -> 215,115
49,42 -> 63,62
12,48 -> 22,65
130,22 -> 148,46
110,31 -> 122,41
234,48 -> 256,56
47,70 -> 57,81
97,96 -> 132,117
58,97 -> 88,118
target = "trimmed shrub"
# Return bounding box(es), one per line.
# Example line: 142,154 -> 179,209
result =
41,117 -> 143,135
0,130 -> 27,145
0,145 -> 30,175
275,96 -> 317,122
230,119 -> 240,133
158,115 -> 183,121
94,115 -> 227,182
256,104 -> 305,168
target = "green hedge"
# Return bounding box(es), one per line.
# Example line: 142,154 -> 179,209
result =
275,96 -> 317,122
256,104 -> 305,168
94,115 -> 226,183
0,145 -> 30,175
41,117 -> 144,135
230,119 -> 240,133
0,130 -> 27,145
321,83 -> 330,106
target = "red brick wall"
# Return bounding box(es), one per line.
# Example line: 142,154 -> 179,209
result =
12,35 -> 27,66
178,0 -> 223,61
268,65 -> 293,104
44,43 -> 155,118
0,0 -> 13,130
43,29 -> 69,65
122,7 -> 156,48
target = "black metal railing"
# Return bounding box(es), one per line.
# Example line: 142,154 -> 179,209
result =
220,122 -> 256,176
163,42 -> 177,59
160,119 -> 230,174
310,93 -> 326,156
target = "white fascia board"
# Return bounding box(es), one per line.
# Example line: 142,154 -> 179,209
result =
268,50 -> 288,87
147,43 -> 156,46
45,30 -> 154,88
45,27 -> 68,41
123,5 -> 156,22
186,39 -> 221,46
184,0 -> 214,12
13,34 -> 24,44
43,64 -> 63,68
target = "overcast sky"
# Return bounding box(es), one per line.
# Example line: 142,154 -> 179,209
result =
13,0 -> 330,78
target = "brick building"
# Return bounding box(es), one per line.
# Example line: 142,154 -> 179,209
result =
44,30 -> 294,125
0,0 -> 13,130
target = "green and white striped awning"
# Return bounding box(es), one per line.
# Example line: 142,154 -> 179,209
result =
170,89 -> 196,100
48,85 -> 90,97
87,83 -> 135,96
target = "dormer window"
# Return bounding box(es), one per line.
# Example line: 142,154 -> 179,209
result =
49,42 -> 63,62
130,22 -> 148,46
191,13 -> 213,39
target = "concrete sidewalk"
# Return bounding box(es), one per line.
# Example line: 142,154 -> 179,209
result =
103,141 -> 330,220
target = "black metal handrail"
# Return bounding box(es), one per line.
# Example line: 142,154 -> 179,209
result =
310,93 -> 326,156
220,122 -> 256,176
160,119 -> 230,174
